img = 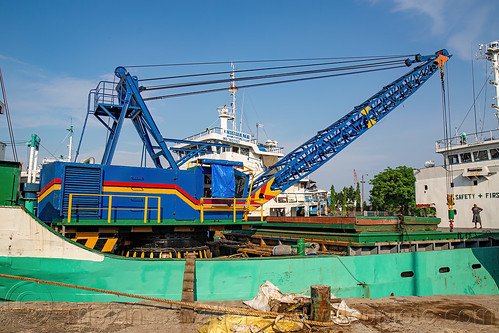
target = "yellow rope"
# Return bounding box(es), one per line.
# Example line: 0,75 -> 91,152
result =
0,273 -> 337,327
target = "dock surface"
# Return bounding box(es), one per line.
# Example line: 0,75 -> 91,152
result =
1,295 -> 497,332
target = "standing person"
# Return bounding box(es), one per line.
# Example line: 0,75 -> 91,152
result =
472,204 -> 483,229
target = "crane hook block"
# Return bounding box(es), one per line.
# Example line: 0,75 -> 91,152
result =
115,66 -> 127,79
446,194 -> 454,209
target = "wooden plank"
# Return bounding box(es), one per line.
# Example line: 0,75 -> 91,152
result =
180,253 -> 196,323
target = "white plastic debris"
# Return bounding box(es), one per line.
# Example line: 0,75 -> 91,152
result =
244,281 -> 367,327
243,281 -> 309,312
331,300 -> 363,324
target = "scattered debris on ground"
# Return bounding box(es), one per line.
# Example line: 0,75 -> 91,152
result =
0,295 -> 497,332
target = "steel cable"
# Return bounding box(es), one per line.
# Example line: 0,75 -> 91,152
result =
139,55 -> 412,82
125,54 -> 415,68
143,59 -> 406,91
0,67 -> 18,162
144,64 -> 406,101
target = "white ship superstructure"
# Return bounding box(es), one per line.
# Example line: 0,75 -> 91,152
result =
174,104 -> 283,173
415,40 -> 499,229
263,177 -> 329,217
415,130 -> 499,228
173,68 -> 329,217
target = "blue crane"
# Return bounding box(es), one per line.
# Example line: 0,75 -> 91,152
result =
75,50 -> 450,204
75,67 -> 229,169
250,50 -> 450,200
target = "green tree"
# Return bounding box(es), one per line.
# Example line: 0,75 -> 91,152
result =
355,182 -> 361,211
330,183 -> 364,216
329,184 -> 337,214
345,186 -> 355,212
369,166 -> 415,215
335,190 -> 346,215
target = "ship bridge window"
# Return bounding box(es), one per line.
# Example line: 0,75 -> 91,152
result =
460,152 -> 472,163
473,150 -> 488,162
490,148 -> 499,160
448,154 -> 459,165
241,148 -> 250,156
270,208 -> 286,216
277,196 -> 288,203
232,147 -> 239,153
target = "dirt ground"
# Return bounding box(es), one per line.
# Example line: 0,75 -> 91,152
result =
0,295 -> 497,333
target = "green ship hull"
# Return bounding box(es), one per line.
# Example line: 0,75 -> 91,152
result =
1,247 -> 498,302
0,206 -> 497,302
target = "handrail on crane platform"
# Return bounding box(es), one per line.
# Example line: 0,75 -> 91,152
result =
199,197 -> 263,223
67,193 -> 161,224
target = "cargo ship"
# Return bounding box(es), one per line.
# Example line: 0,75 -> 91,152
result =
415,41 -> 499,230
0,48 -> 497,303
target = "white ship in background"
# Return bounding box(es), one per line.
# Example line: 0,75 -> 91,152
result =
415,40 -> 499,229
173,68 -> 329,217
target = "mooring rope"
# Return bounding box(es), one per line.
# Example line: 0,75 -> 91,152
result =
0,273 -> 342,327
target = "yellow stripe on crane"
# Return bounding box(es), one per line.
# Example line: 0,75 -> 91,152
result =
360,106 -> 370,115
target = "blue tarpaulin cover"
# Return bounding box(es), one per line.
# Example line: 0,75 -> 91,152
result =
211,164 -> 235,198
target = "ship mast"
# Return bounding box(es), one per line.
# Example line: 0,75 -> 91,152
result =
67,123 -> 73,162
217,64 -> 238,132
479,41 -> 499,128
229,63 -> 238,131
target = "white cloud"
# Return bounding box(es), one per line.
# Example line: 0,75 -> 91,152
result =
386,0 -> 497,60
9,75 -> 94,129
392,0 -> 447,34
445,5 -> 490,59
0,54 -> 29,66
0,58 -> 107,165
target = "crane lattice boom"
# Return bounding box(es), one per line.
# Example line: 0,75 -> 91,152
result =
250,50 -> 450,199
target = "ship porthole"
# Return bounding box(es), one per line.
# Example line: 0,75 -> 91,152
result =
401,271 -> 414,278
439,267 -> 450,273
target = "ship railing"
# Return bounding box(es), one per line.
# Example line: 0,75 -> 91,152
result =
362,210 -> 396,217
436,129 -> 499,150
184,127 -> 259,144
183,127 -> 223,141
199,197 -> 262,222
259,146 -> 284,154
67,193 -> 161,224
182,127 -> 284,155
88,81 -> 119,113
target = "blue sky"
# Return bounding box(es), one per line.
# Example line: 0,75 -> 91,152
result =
1,0 -> 498,194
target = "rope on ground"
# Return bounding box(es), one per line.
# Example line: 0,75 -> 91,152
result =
0,273 -> 338,327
